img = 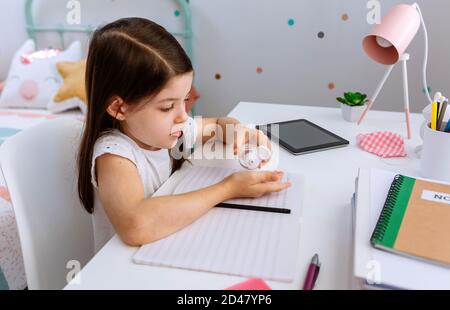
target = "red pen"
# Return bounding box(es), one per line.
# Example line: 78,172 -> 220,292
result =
303,254 -> 321,290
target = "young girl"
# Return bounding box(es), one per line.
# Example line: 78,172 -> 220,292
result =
77,18 -> 290,252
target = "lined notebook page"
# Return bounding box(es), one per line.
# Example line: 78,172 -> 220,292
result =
173,166 -> 289,209
133,166 -> 303,282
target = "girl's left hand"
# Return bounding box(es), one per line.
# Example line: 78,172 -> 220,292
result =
233,125 -> 272,166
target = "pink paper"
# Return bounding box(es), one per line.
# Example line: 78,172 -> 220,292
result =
226,278 -> 272,290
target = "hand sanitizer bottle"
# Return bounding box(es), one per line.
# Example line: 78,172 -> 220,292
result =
238,145 -> 272,170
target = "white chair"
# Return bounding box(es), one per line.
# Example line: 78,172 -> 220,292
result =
0,118 -> 94,290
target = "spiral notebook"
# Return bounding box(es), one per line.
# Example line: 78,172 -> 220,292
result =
370,174 -> 450,268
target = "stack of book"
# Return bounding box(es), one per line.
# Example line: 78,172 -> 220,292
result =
351,168 -> 450,290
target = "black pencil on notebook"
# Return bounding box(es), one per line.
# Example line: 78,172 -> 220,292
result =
215,202 -> 291,214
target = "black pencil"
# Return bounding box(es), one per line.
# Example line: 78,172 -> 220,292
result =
215,202 -> 291,214
437,100 -> 448,131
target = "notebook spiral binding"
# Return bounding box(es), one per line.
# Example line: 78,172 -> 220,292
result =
371,174 -> 405,244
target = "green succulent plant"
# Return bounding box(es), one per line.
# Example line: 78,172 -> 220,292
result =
336,92 -> 368,107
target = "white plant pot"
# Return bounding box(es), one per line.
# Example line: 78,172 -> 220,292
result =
340,103 -> 366,122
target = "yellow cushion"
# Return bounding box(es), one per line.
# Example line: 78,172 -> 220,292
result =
54,60 -> 87,103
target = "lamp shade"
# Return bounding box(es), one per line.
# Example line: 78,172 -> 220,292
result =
363,4 -> 420,65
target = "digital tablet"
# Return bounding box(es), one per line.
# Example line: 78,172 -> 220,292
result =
256,119 -> 349,155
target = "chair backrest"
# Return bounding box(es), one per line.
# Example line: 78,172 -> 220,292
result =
0,118 -> 94,290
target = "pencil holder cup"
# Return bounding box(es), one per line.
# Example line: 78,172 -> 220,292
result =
420,122 -> 450,183
420,102 -> 450,139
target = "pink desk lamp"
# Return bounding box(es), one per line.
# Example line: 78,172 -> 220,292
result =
358,3 -> 433,139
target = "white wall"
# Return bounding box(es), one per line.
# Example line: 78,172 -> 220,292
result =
0,0 -> 28,79
1,0 -> 449,116
191,0 -> 450,116
0,0 -> 185,62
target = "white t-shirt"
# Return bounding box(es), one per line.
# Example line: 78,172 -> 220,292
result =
91,130 -> 172,252
90,117 -> 198,252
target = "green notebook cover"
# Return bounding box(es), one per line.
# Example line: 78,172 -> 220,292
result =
370,175 -> 416,248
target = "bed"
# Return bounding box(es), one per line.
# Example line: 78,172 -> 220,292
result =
0,0 -> 193,290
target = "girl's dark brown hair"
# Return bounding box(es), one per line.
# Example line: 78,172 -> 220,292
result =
78,18 -> 193,213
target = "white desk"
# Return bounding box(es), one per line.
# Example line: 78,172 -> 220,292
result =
65,102 -> 424,290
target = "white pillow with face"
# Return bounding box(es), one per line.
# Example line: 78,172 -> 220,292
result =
0,40 -> 82,109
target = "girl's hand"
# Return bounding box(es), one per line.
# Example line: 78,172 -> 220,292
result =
233,125 -> 272,166
223,171 -> 291,199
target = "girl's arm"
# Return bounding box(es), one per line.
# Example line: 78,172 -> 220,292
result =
96,153 -> 230,246
96,153 -> 288,246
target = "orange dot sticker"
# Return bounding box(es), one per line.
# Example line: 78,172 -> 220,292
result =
341,14 -> 349,21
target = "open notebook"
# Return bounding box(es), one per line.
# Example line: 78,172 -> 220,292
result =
133,166 -> 303,282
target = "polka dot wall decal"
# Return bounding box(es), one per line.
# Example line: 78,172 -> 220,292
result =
318,32 -> 325,39
341,14 -> 349,21
288,19 -> 295,26
215,73 -> 222,80
328,83 -> 335,90
174,10 -> 180,17
256,67 -> 263,74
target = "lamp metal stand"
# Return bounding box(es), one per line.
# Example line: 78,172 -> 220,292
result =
357,53 -> 412,139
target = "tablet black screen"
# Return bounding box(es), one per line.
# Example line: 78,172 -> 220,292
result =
258,119 -> 348,154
